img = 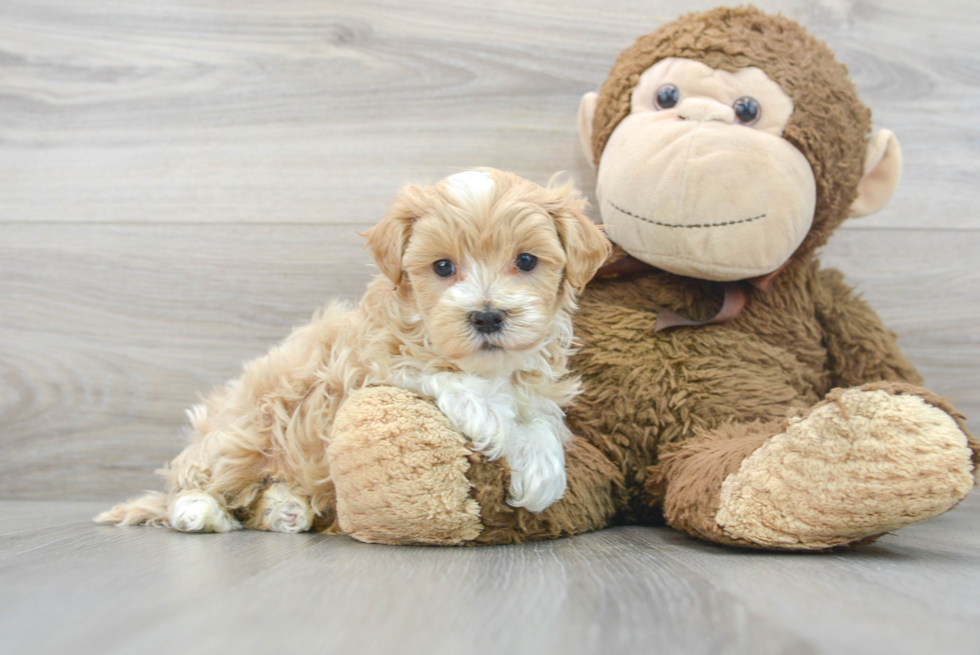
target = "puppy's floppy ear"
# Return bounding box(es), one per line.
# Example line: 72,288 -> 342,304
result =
544,181 -> 611,292
362,185 -> 423,285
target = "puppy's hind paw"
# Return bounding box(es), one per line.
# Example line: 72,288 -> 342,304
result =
250,483 -> 314,533
270,501 -> 314,533
170,490 -> 241,533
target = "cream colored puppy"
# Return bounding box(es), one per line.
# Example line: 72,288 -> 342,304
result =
96,169 -> 610,533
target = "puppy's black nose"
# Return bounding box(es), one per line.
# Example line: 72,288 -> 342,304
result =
470,310 -> 505,334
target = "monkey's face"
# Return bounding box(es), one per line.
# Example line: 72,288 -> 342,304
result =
592,58 -> 817,281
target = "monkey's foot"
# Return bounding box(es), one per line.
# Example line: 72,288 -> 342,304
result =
328,386 -> 484,545
714,386 -> 976,549
327,386 -> 621,546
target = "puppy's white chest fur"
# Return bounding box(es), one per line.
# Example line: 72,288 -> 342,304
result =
402,371 -> 571,513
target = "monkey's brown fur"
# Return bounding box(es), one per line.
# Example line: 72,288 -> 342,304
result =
327,7 -> 978,549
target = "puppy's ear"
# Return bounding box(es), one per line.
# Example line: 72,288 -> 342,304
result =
545,183 -> 611,292
362,185 -> 423,285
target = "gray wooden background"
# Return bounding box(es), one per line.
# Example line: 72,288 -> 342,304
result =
2,0 -> 978,501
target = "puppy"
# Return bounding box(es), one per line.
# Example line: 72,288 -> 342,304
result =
96,169 -> 610,533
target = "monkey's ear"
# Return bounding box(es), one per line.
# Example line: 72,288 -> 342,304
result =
578,92 -> 599,170
848,129 -> 902,218
362,186 -> 422,285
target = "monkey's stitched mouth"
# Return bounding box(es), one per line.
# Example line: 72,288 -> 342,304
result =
608,200 -> 766,229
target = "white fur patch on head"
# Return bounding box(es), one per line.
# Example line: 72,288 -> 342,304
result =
445,170 -> 494,204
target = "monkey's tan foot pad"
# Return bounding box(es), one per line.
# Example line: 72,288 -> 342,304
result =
327,386 -> 483,545
714,387 -> 976,550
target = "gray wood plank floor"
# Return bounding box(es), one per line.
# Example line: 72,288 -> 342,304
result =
2,495 -> 980,655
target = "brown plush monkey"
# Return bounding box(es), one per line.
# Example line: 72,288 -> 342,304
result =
325,6 -> 979,549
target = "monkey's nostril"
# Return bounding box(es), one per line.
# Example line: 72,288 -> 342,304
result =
469,310 -> 505,334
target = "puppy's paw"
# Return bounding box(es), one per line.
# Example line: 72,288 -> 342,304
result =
170,490 -> 241,533
269,500 -> 313,533
506,420 -> 567,513
435,381 -> 517,460
250,483 -> 314,533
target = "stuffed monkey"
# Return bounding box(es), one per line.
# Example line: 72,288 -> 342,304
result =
326,6 -> 979,549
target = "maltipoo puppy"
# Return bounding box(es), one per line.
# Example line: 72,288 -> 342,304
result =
96,169 -> 610,533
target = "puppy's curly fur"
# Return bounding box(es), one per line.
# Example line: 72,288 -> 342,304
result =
96,169 -> 610,532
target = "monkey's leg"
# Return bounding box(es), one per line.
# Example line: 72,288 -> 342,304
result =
327,386 -> 621,546
649,383 -> 978,550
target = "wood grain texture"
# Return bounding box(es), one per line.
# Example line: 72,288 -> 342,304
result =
2,496 -> 980,655
0,223 -> 375,498
1,0 -> 979,228
1,227 -> 978,499
1,0 -> 979,501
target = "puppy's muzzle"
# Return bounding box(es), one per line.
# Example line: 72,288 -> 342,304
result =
469,310 -> 505,334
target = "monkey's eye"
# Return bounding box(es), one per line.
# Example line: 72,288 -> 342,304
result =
515,253 -> 537,272
733,97 -> 761,125
433,259 -> 455,277
654,84 -> 680,110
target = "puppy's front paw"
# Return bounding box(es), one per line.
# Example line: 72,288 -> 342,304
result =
436,384 -> 516,460
506,420 -> 567,513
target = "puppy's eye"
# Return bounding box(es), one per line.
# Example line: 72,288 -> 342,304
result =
655,84 -> 680,110
433,259 -> 455,278
733,96 -> 761,125
515,253 -> 537,272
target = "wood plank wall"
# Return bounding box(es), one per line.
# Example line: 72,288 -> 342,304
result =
2,0 -> 978,500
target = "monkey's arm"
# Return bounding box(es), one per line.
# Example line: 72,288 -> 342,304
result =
812,267 -> 922,387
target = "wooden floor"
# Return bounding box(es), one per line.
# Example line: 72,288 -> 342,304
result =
2,495 -> 979,655
2,1 -> 980,653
